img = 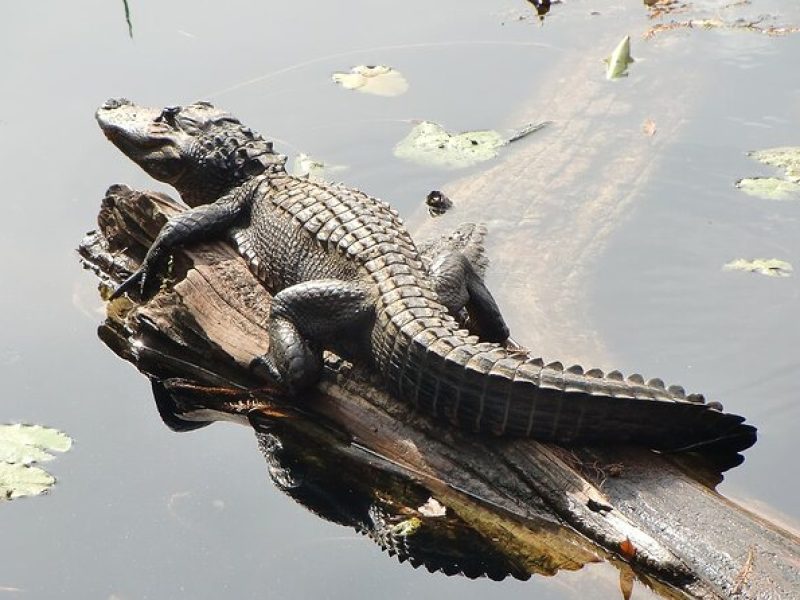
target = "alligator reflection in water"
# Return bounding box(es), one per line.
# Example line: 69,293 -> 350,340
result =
151,379 -> 605,583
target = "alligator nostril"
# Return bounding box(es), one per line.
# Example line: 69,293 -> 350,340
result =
102,98 -> 132,110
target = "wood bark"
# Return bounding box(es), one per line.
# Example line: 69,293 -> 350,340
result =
79,185 -> 799,599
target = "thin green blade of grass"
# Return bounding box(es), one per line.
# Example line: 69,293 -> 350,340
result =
123,0 -> 133,38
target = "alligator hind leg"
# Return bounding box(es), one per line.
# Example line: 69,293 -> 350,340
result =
429,251 -> 510,343
251,279 -> 373,393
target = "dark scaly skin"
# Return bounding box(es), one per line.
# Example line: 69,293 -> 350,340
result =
96,99 -> 757,459
96,99 -> 506,341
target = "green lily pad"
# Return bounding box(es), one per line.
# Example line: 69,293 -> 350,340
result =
723,258 -> 793,278
332,65 -> 409,97
394,121 -> 547,169
748,147 -> 800,181
736,177 -> 800,201
0,424 -> 72,502
395,122 -> 505,168
0,424 -> 72,462
293,153 -> 326,179
605,35 -> 634,80
0,463 -> 55,500
291,153 -> 347,180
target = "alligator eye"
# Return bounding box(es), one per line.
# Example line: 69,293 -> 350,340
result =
155,106 -> 180,124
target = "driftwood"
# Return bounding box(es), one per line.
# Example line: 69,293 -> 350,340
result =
78,185 -> 799,599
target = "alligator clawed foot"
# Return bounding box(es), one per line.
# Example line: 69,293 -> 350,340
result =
110,261 -> 166,301
109,268 -> 146,300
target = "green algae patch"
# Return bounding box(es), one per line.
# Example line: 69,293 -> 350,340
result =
723,258 -> 793,278
332,65 -> 409,97
605,35 -> 634,80
394,121 -> 547,169
737,147 -> 800,200
736,177 -> 800,201
0,424 -> 72,501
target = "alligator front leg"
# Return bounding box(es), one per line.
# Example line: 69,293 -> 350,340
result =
111,192 -> 249,300
429,251 -> 509,343
251,280 -> 373,393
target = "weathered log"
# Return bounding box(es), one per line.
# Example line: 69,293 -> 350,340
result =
78,185 -> 799,599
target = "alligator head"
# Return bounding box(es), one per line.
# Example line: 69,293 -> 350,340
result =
96,98 -> 286,206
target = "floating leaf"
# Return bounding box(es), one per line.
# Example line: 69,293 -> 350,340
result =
0,463 -> 55,500
0,424 -> 72,464
642,118 -> 657,137
0,439 -> 52,465
331,65 -> 409,97
292,153 -> 326,178
619,537 -> 637,560
748,147 -> 800,182
723,258 -> 793,278
291,153 -> 347,180
736,177 -> 800,201
0,424 -> 72,502
605,35 -> 634,80
737,147 -> 800,200
508,120 -> 550,142
395,121 -> 506,168
395,121 -> 547,169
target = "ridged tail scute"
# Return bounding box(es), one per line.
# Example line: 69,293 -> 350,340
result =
375,292 -> 756,463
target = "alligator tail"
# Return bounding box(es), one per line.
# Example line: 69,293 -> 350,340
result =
379,312 -> 756,459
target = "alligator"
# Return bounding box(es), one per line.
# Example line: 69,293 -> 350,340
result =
96,98 -> 757,459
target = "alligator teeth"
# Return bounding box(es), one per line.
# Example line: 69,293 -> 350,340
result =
607,370 -> 623,381
706,401 -> 724,411
687,393 -> 705,404
545,361 -> 563,371
627,373 -> 644,384
585,368 -> 604,378
567,364 -> 584,375
527,357 -> 544,367
667,384 -> 686,398
647,377 -> 665,389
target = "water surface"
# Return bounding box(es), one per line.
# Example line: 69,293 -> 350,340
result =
1,1 -> 797,598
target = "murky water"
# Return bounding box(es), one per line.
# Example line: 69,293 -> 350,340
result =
1,1 -> 798,598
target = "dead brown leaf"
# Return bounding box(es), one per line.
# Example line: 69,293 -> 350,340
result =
619,565 -> 635,600
619,537 -> 637,560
